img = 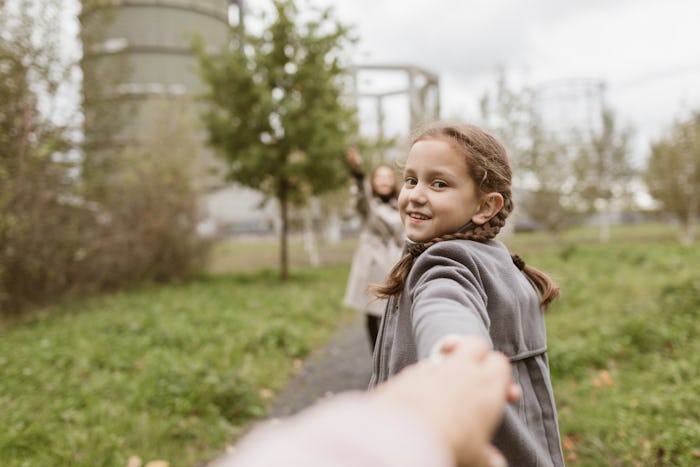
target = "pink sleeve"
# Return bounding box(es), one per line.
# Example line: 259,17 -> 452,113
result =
217,392 -> 455,467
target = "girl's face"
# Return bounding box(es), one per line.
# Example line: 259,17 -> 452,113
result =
372,166 -> 396,196
398,138 -> 482,242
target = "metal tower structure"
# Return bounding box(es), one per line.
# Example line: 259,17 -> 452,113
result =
533,78 -> 606,136
347,63 -> 440,163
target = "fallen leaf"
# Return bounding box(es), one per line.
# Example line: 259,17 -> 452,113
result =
599,370 -> 614,387
563,436 -> 577,451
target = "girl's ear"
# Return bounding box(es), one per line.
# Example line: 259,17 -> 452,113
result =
471,192 -> 504,225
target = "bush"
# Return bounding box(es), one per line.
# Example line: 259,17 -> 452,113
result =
72,115 -> 212,293
1,100 -> 212,315
1,4 -> 211,316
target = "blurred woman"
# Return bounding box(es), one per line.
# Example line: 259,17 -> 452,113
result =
343,148 -> 403,352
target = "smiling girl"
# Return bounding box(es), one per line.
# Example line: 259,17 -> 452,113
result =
369,121 -> 564,467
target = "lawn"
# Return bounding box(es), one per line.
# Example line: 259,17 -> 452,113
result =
510,232 -> 700,465
0,267 -> 355,466
0,224 -> 698,466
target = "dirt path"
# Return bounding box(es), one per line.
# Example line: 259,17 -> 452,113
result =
268,314 -> 373,418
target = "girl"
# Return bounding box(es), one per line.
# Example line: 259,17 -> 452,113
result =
343,147 -> 404,352
369,121 -> 565,467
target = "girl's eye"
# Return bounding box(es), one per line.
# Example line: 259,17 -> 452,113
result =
432,180 -> 448,188
404,177 -> 417,186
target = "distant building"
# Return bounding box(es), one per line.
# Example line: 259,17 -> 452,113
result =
80,0 -> 277,236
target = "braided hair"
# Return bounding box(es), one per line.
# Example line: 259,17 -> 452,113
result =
372,121 -> 559,308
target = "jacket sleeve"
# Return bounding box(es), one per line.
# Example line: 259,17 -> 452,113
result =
351,172 -> 371,219
407,242 -> 492,360
217,393 -> 454,467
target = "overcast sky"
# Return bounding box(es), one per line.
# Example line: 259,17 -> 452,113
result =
300,0 -> 700,161
61,0 -> 700,163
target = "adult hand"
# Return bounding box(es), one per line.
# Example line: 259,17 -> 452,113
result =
345,147 -> 362,171
371,336 -> 514,467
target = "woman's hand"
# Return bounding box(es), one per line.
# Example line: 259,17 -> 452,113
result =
345,147 -> 363,172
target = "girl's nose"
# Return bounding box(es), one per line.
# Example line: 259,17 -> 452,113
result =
408,183 -> 427,204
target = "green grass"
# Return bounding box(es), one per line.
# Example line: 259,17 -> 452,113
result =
0,267 -> 354,466
503,227 -> 700,466
1,223 -> 698,466
207,236 -> 357,273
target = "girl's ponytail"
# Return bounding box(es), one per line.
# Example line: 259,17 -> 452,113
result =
372,249 -> 417,298
512,254 -> 560,308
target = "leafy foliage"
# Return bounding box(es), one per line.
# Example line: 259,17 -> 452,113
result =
196,0 -> 357,278
573,108 -> 635,210
480,70 -> 580,231
0,0 -> 82,311
573,107 -> 636,241
480,71 -> 637,236
645,110 -> 700,244
1,1 -> 211,314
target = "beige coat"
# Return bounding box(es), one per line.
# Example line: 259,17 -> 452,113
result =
343,180 -> 404,316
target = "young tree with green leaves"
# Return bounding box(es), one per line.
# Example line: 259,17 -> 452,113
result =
646,111 -> 700,245
196,0 -> 357,279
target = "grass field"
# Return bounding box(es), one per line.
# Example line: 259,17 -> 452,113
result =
0,267 -> 355,466
513,233 -> 700,465
1,223 -> 698,466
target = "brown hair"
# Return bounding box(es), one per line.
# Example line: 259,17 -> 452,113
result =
372,121 -> 559,308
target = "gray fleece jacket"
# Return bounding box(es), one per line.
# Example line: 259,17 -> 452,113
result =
369,239 -> 565,467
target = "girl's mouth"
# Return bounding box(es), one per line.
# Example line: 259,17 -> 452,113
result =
407,212 -> 430,224
408,212 -> 430,220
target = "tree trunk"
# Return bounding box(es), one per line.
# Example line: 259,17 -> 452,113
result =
279,180 -> 289,280
599,198 -> 611,243
303,208 -> 320,267
681,195 -> 698,246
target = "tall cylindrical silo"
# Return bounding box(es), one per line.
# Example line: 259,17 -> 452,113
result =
80,0 -> 231,156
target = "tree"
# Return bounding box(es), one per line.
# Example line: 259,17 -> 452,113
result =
519,124 -> 578,232
645,111 -> 700,245
573,107 -> 635,241
72,101 -> 210,289
0,0 -> 81,311
480,70 -> 578,233
196,0 -> 356,279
